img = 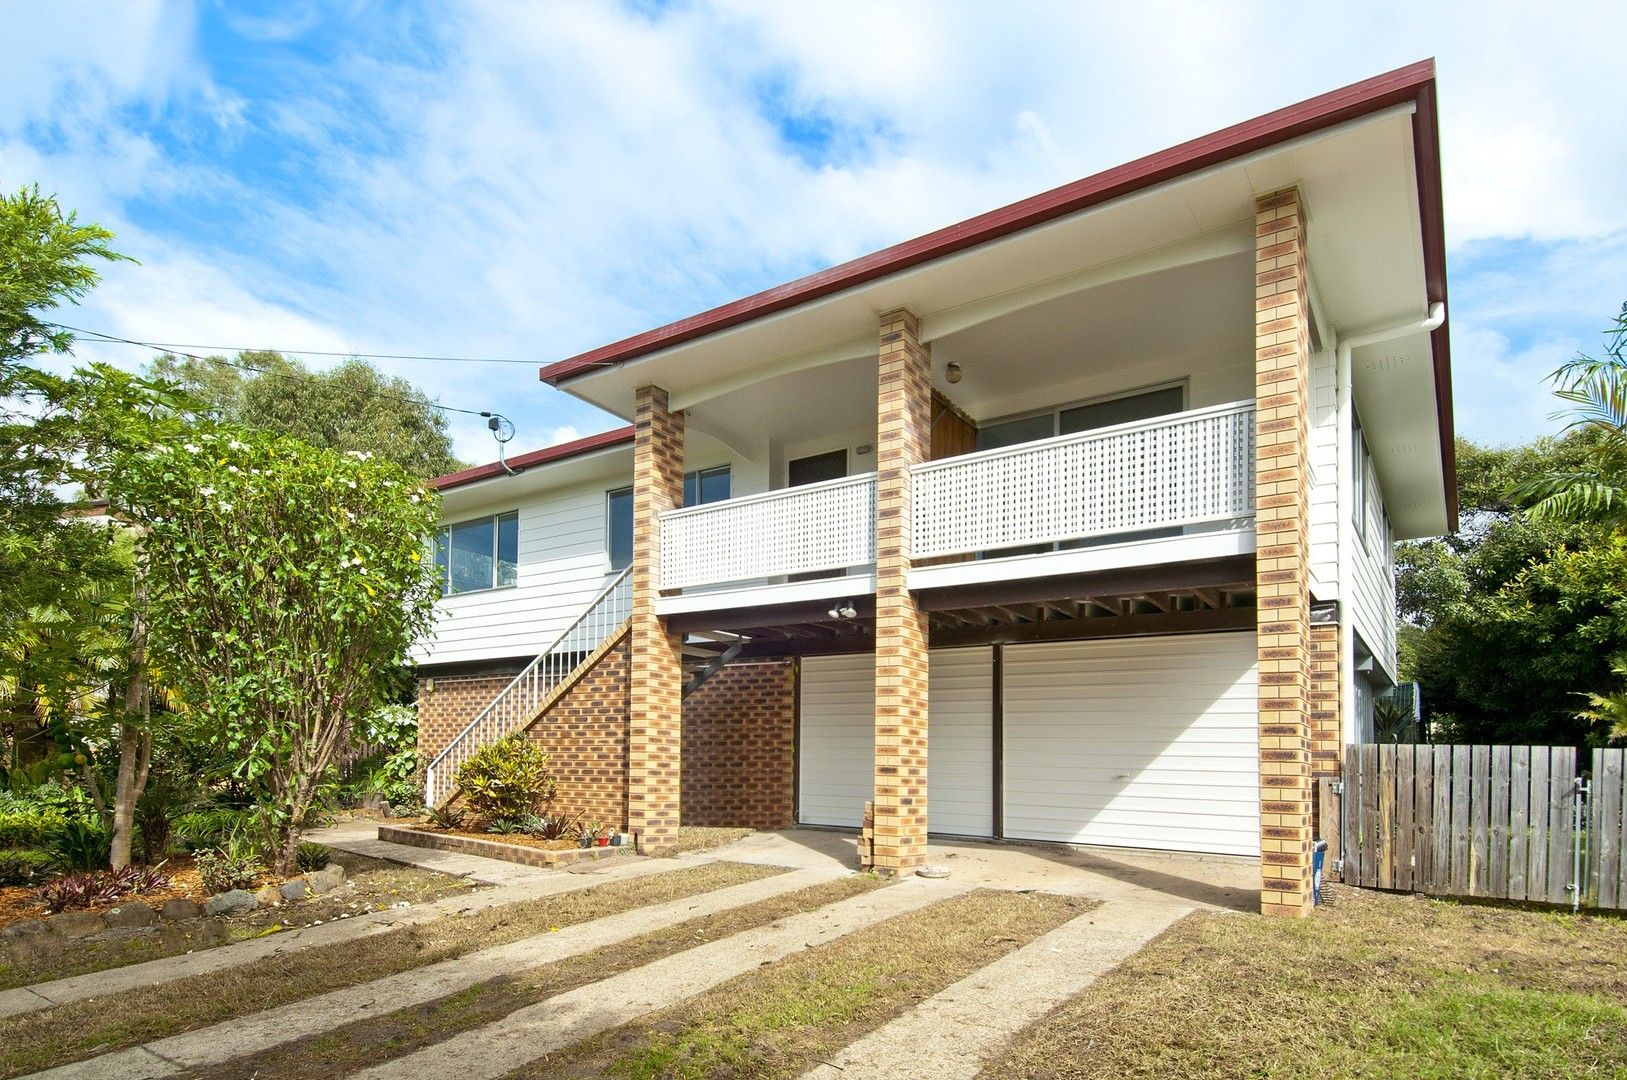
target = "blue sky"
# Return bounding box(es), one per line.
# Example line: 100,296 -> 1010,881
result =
5,2 -> 1625,467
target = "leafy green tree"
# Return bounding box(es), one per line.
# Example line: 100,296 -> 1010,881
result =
0,186 -> 192,867
148,351 -> 463,478
1510,303 -> 1627,524
1397,435 -> 1626,746
112,426 -> 440,872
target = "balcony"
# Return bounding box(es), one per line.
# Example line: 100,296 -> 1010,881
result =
657,401 -> 1255,599
660,473 -> 877,592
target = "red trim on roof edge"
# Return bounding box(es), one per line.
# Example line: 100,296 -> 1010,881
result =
430,426 -> 634,492
539,59 -> 1438,387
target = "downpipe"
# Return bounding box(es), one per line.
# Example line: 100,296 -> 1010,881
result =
1333,302 -> 1445,744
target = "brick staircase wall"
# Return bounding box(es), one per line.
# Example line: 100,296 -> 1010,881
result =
417,645 -> 798,833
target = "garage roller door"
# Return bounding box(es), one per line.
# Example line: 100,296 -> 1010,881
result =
797,649 -> 994,835
1002,634 -> 1259,856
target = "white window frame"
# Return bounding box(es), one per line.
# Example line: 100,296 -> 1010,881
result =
435,510 -> 519,595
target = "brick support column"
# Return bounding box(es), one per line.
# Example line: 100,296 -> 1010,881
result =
1254,188 -> 1316,918
871,308 -> 932,872
628,385 -> 685,853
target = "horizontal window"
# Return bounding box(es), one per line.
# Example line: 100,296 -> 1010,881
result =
608,465 -> 731,571
434,511 -> 518,595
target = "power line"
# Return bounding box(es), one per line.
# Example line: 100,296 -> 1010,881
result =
52,323 -> 499,420
49,323 -> 538,366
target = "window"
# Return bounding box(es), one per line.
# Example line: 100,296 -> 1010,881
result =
976,384 -> 1185,451
434,512 -> 518,594
607,466 -> 732,571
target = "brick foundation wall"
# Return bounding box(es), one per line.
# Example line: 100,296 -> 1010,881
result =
682,659 -> 796,829
526,634 -> 632,831
416,671 -> 522,765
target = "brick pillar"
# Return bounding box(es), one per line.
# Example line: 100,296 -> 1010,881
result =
1254,188 -> 1316,918
872,308 -> 932,873
628,385 -> 685,853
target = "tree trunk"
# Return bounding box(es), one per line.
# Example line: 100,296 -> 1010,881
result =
109,724 -> 151,869
110,568 -> 151,870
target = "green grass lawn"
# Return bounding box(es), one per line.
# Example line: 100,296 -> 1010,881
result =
983,884 -> 1627,1079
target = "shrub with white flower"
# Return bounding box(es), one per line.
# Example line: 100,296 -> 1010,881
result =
111,422 -> 440,873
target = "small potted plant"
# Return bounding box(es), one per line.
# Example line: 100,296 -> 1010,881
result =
609,829 -> 625,847
579,820 -> 599,849
596,824 -> 611,848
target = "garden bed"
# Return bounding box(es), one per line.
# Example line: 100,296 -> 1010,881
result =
0,850 -> 479,993
380,824 -> 635,868
0,853 -> 254,931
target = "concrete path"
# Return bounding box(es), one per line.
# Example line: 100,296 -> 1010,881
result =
800,898 -> 1192,1079
29,865 -> 837,1080
304,819 -> 562,886
0,832 -> 691,1022
352,876 -> 967,1080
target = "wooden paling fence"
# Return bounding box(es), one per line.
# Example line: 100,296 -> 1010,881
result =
1324,744 -> 1627,911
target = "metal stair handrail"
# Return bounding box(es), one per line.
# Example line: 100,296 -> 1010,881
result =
424,566 -> 632,806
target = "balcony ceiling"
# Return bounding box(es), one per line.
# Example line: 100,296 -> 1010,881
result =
554,103 -> 1449,537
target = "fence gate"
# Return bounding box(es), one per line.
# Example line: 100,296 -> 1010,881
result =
1331,744 -> 1627,911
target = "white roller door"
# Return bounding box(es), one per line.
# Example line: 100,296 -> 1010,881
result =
928,648 -> 994,837
1002,634 -> 1259,856
797,648 -> 994,835
797,654 -> 873,827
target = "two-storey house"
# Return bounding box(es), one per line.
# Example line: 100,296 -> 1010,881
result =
412,60 -> 1455,918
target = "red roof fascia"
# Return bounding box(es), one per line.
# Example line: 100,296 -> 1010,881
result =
430,426 -> 635,492
538,59 -> 1440,388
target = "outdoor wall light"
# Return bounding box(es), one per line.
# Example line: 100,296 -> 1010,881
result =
827,601 -> 859,620
945,362 -> 963,384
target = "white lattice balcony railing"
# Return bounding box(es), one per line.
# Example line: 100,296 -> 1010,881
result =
659,473 -> 877,592
910,401 -> 1256,560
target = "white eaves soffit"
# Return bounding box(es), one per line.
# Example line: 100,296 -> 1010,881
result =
556,103 -> 1447,534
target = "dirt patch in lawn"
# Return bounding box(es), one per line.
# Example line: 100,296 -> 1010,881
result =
0,850 -> 477,992
522,887 -> 1094,1079
983,883 -> 1627,1080
188,873 -> 886,1078
0,861 -> 781,1078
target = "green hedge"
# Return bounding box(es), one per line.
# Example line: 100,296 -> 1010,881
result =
0,807 -> 68,850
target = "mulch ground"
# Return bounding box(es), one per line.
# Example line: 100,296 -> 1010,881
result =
0,854 -> 274,928
0,850 -> 480,993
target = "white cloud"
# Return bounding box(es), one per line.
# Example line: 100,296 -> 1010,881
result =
3,0 -> 1625,461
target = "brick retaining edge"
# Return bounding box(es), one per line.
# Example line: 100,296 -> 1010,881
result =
377,824 -> 637,869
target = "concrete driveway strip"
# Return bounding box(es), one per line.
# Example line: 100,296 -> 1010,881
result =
0,848 -> 694,1021
800,898 -> 1193,1080
351,877 -> 969,1080
26,865 -> 841,1080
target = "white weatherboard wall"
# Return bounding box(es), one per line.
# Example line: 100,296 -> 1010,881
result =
1002,634 -> 1260,856
413,480 -> 620,667
1350,442 -> 1398,681
1308,348 -> 1339,599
